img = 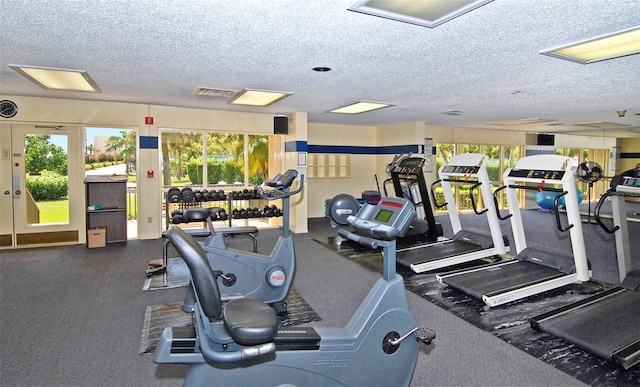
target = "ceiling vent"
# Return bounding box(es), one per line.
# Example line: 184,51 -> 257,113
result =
195,87 -> 236,98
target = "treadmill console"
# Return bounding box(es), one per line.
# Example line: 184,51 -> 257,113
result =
441,165 -> 481,174
613,168 -> 640,195
393,157 -> 425,174
507,168 -> 566,181
346,196 -> 416,240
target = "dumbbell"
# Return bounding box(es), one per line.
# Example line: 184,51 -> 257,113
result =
167,187 -> 181,203
194,190 -> 203,202
202,190 -> 211,201
181,187 -> 195,202
171,209 -> 184,224
217,190 -> 227,201
209,191 -> 218,201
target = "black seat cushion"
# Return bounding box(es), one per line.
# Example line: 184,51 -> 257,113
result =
223,298 -> 278,346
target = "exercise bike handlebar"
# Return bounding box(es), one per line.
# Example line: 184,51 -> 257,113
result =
337,229 -> 379,249
193,307 -> 276,363
258,175 -> 304,201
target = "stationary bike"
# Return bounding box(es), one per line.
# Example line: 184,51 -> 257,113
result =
154,196 -> 435,386
182,169 -> 303,313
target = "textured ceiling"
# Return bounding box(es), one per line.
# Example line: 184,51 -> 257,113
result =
1,0 -> 639,138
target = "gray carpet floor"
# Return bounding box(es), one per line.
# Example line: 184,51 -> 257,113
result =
2,204 -> 638,386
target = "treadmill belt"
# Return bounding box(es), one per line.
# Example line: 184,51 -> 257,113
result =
441,261 -> 564,300
397,239 -> 482,266
535,289 -> 640,368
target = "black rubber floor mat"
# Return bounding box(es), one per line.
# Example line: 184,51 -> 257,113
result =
314,237 -> 640,385
142,257 -> 190,291
139,288 -> 322,354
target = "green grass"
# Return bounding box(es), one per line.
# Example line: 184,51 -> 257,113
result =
36,189 -> 138,224
36,199 -> 70,223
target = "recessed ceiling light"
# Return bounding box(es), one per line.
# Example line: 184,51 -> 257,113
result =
9,64 -> 101,92
490,118 -> 556,126
348,0 -> 494,28
540,26 -> 640,64
227,88 -> 292,107
442,110 -> 463,116
312,66 -> 332,72
329,101 -> 393,114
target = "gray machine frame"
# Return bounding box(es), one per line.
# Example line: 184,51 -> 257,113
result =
154,196 -> 434,386
182,170 -> 303,312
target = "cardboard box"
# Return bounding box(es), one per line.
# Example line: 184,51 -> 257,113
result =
87,228 -> 106,248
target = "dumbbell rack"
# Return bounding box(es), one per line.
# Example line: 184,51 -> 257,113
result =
164,189 -> 283,231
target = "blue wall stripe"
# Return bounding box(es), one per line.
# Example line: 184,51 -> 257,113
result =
285,143 -> 420,155
140,136 -> 158,149
620,152 -> 640,159
284,141 -> 307,152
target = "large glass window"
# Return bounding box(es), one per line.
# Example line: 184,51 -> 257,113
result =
161,130 -> 269,188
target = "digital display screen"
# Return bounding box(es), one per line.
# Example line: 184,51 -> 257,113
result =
374,209 -> 393,223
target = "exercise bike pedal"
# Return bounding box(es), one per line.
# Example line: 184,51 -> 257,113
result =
415,327 -> 436,345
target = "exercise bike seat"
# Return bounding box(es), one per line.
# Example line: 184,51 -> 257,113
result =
168,227 -> 278,345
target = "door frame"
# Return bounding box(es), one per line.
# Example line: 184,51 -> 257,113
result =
1,123 -> 84,248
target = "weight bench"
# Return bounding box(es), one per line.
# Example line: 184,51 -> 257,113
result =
147,207 -> 259,286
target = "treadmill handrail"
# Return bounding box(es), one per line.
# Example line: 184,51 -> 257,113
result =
493,186 -> 512,221
430,179 -> 447,208
505,184 -> 572,232
594,191 -> 619,234
468,182 -> 488,215
553,191 -> 574,232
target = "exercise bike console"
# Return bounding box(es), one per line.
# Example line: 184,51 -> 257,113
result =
345,196 -> 416,240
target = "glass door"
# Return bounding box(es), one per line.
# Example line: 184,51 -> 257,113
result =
1,124 -> 82,247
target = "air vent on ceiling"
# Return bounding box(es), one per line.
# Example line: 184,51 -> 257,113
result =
195,87 -> 236,98
442,110 -> 463,116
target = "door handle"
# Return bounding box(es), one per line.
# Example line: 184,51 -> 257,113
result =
4,190 -> 9,195
15,189 -> 21,195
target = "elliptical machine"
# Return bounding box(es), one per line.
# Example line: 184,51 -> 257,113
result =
182,169 -> 303,313
154,196 -> 435,386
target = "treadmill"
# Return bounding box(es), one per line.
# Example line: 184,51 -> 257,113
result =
530,167 -> 640,370
395,153 -> 509,273
437,154 -> 591,307
386,155 -> 443,244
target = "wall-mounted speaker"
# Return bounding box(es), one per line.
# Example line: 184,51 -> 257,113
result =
274,116 -> 288,134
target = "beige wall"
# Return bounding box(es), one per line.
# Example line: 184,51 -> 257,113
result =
2,95 -> 629,241
617,138 -> 640,171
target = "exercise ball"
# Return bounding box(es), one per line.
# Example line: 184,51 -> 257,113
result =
534,191 -> 559,210
558,189 -> 583,207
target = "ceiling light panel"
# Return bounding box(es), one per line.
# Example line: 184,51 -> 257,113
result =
9,65 -> 101,92
490,118 -> 556,126
573,122 -> 629,129
227,88 -> 292,107
540,26 -> 640,64
348,0 -> 494,28
329,101 -> 393,114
